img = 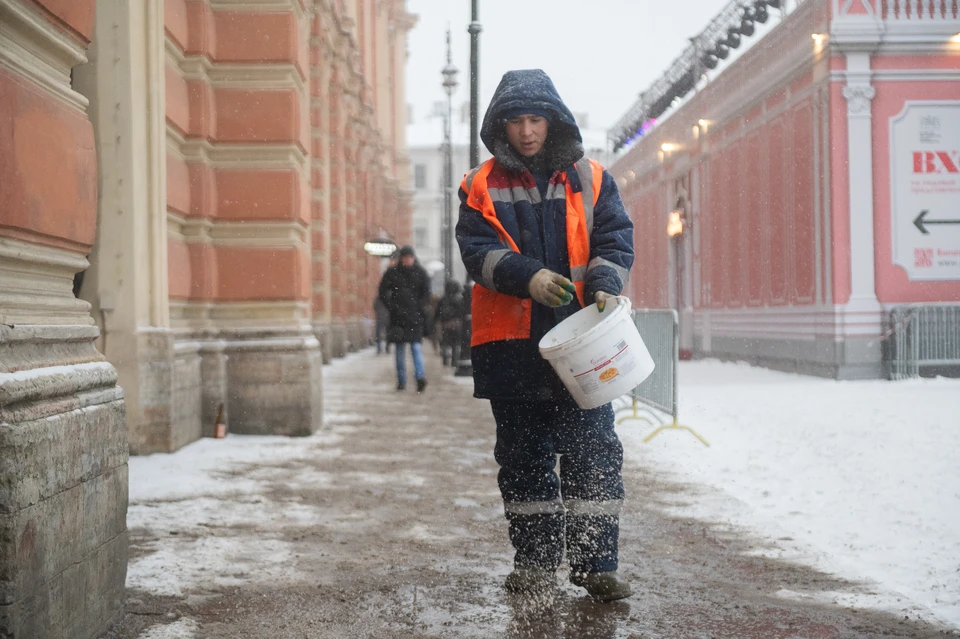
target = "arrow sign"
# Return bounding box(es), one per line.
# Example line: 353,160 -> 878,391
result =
913,210 -> 960,235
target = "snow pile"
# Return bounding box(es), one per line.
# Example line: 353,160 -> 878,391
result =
618,360 -> 960,628
128,433 -> 342,503
126,432 -> 342,597
137,618 -> 198,639
126,352 -> 366,600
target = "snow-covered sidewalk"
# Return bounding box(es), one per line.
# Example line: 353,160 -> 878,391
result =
618,360 -> 960,629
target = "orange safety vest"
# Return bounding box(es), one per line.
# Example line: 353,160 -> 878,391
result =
461,157 -> 604,347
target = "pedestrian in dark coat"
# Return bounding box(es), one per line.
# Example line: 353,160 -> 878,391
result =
455,69 -> 635,601
378,245 -> 430,392
373,296 -> 391,355
434,279 -> 465,366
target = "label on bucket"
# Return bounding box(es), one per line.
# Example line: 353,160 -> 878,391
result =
572,339 -> 638,395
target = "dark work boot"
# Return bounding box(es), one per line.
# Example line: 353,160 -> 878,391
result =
397,381 -> 405,392
569,571 -> 632,602
416,378 -> 427,393
504,567 -> 556,594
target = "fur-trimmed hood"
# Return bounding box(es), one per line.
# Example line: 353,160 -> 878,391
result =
480,69 -> 584,173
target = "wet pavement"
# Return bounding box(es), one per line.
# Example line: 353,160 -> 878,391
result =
107,347 -> 957,638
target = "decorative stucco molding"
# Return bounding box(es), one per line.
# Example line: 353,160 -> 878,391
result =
842,84 -> 877,115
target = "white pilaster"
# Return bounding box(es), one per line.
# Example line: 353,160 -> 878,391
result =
842,51 -> 881,314
73,0 -> 173,445
830,0 -> 887,344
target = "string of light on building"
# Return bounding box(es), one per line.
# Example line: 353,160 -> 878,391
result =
610,0 -> 793,152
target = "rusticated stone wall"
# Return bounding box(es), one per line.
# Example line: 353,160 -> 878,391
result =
0,0 -> 128,635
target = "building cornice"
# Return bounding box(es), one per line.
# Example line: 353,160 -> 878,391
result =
0,0 -> 89,111
167,125 -> 308,171
167,213 -> 309,247
209,0 -> 307,21
165,37 -> 307,93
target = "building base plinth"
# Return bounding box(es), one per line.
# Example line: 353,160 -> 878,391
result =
694,332 -> 883,380
224,331 -> 323,436
327,323 -> 349,359
0,325 -> 128,639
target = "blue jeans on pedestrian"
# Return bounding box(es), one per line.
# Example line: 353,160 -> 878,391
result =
395,341 -> 425,386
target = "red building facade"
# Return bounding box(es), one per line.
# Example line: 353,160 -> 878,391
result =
0,0 -> 414,634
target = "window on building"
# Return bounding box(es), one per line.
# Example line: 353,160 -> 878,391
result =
414,164 -> 427,190
414,225 -> 429,249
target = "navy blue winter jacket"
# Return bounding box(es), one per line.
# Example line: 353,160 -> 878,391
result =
455,69 -> 635,401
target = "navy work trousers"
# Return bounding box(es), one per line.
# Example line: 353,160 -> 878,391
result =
490,394 -> 624,574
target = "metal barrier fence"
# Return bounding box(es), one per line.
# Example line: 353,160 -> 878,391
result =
888,304 -> 960,380
616,308 -> 708,446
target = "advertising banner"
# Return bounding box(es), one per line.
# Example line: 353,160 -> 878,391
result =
890,101 -> 960,281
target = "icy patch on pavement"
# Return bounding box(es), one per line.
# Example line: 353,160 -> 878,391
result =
127,536 -> 295,597
127,433 -> 343,597
130,495 -> 329,535
322,412 -> 371,426
129,434 -> 342,503
399,523 -> 475,543
618,360 -> 960,629
345,470 -> 427,486
135,618 -> 199,639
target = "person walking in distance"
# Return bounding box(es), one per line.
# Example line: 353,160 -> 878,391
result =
373,252 -> 399,355
456,69 -> 635,601
378,245 -> 431,392
373,295 -> 391,355
434,279 -> 465,366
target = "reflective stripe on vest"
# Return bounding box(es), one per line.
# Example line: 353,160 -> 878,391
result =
568,157 -> 603,303
462,158 -> 603,347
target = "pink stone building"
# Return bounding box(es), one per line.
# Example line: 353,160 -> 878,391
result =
611,0 -> 960,378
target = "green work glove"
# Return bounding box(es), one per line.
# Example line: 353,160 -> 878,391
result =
595,291 -> 614,312
529,269 -> 576,307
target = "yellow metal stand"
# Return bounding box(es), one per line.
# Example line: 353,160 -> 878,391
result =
615,397 -> 656,426
641,418 -> 710,447
615,397 -> 709,447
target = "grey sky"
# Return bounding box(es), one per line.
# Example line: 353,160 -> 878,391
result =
404,0 -> 735,134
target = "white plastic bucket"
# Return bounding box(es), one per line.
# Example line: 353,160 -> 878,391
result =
538,296 -> 655,410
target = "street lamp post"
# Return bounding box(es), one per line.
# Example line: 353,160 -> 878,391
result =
468,0 -> 481,168
441,30 -> 458,282
456,1 -> 481,378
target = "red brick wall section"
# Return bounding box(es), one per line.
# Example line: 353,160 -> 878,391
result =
31,0 -> 95,42
0,68 -> 97,253
164,1 -> 310,304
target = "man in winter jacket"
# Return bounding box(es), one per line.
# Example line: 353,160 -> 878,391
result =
456,69 -> 634,601
378,245 -> 431,392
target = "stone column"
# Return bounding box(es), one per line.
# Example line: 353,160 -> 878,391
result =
310,8 -> 335,363
74,0 -> 180,453
0,0 -> 127,635
344,115 -> 362,348
181,0 -> 322,436
327,61 -> 350,358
